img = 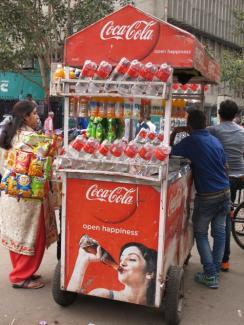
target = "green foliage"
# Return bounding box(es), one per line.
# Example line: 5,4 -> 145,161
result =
221,50 -> 244,89
0,0 -> 134,89
220,9 -> 244,89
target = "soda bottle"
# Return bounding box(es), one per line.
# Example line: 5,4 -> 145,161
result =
104,57 -> 131,92
135,128 -> 149,144
131,62 -> 157,95
107,118 -> 116,142
87,116 -> 95,138
114,98 -> 124,119
69,67 -> 76,79
79,234 -> 119,269
89,100 -> 99,117
77,97 -> 88,118
75,60 -> 97,94
124,141 -> 138,159
68,134 -> 87,158
69,97 -> 77,117
146,63 -> 173,96
88,61 -> 113,94
106,100 -> 115,118
118,60 -> 142,96
54,64 -> 65,80
95,118 -> 105,143
98,99 -> 107,118
154,144 -> 171,162
95,139 -> 111,170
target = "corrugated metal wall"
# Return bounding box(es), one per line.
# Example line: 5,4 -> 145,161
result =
167,0 -> 243,47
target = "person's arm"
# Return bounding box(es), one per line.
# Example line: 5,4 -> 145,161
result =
170,136 -> 190,157
67,246 -> 102,292
170,126 -> 190,146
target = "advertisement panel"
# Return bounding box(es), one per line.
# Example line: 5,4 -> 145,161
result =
64,5 -> 220,83
64,178 -> 160,306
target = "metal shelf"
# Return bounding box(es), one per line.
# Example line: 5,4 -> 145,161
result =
50,79 -> 170,99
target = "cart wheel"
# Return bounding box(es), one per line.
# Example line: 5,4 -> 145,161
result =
164,266 -> 184,325
52,261 -> 77,306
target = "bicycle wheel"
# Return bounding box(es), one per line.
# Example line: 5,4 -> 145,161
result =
232,201 -> 244,250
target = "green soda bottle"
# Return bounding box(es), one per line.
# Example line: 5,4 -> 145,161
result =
107,118 -> 116,142
95,118 -> 104,142
87,117 -> 94,138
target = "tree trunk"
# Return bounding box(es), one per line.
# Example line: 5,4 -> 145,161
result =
38,56 -> 49,98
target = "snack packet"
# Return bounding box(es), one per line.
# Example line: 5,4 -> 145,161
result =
0,169 -> 11,191
44,156 -> 52,180
6,150 -> 16,170
16,174 -> 32,198
7,175 -> 18,196
31,176 -> 45,199
15,150 -> 32,174
28,156 -> 45,177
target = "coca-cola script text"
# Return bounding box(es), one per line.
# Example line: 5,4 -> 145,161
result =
100,20 -> 156,41
86,184 -> 136,205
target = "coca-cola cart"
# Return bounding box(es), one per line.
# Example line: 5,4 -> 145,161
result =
50,5 -> 220,325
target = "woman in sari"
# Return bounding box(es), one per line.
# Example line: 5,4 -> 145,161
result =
0,101 -> 57,289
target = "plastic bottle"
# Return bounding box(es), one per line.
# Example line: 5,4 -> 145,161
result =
77,97 -> 88,118
146,63 -> 173,96
118,60 -> 142,96
54,64 -> 65,80
75,60 -> 97,94
95,118 -> 105,143
114,98 -> 124,119
69,97 -> 77,117
107,118 -> 116,142
88,61 -> 113,94
104,57 -> 131,92
106,100 -> 115,118
131,62 -> 157,95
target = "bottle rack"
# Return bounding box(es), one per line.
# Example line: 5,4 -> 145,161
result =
50,79 -> 171,100
56,155 -> 168,183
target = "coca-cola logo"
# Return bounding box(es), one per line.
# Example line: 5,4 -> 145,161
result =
86,184 -> 136,205
85,183 -> 138,224
100,20 -> 157,41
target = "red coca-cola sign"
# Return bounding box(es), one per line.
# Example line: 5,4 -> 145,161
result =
76,181 -> 138,224
65,5 -> 160,64
64,5 -> 220,83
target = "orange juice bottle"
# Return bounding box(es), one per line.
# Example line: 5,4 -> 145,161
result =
115,97 -> 124,118
54,64 -> 65,80
69,96 -> 77,117
97,97 -> 107,118
89,98 -> 99,117
107,98 -> 115,118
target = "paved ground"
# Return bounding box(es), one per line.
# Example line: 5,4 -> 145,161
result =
0,237 -> 243,325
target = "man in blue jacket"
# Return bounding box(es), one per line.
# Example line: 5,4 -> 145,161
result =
170,110 -> 230,289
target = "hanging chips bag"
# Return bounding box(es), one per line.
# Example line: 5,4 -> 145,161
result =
44,156 -> 53,180
28,156 -> 45,177
15,150 -> 32,174
7,175 -> 18,196
16,174 -> 32,198
6,150 -> 16,170
33,142 -> 51,157
0,169 -> 11,191
31,176 -> 45,199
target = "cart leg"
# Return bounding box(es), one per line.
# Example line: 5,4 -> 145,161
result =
164,266 -> 184,325
52,261 -> 77,306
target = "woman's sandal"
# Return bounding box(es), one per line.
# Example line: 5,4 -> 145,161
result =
30,274 -> 42,280
12,278 -> 45,289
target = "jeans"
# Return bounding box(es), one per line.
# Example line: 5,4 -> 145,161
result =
222,177 -> 244,263
192,191 -> 231,276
